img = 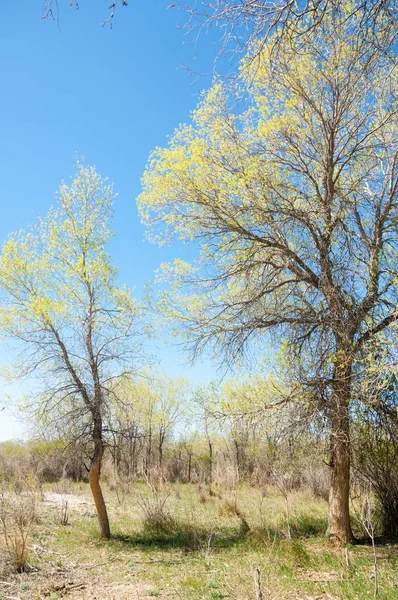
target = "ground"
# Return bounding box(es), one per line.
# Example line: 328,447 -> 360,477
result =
0,481 -> 397,599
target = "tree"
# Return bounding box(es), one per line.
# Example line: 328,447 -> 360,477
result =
181,0 -> 398,73
110,372 -> 188,480
152,374 -> 188,475
135,373 -> 187,477
193,384 -> 222,484
138,12 -> 398,544
0,164 -> 145,538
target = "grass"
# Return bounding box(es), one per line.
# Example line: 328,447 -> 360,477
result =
0,481 -> 397,599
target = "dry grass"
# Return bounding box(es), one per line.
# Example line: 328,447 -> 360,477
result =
0,484 -> 38,573
0,481 -> 396,599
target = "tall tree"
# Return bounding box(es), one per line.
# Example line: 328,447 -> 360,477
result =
0,164 -> 144,538
138,13 -> 398,544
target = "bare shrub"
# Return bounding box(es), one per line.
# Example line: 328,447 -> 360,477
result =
138,480 -> 175,536
303,466 -> 330,501
0,484 -> 38,572
360,490 -> 379,599
177,505 -> 215,553
59,499 -> 69,526
353,486 -> 380,598
197,483 -> 208,504
178,521 -> 208,551
353,398 -> 398,538
272,471 -> 295,540
111,473 -> 132,505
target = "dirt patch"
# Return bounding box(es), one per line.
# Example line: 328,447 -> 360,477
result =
44,492 -> 94,510
1,551 -> 162,600
65,581 -> 167,599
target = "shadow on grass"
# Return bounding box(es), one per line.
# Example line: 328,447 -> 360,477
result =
353,535 -> 398,547
111,512 -> 330,552
291,513 -> 328,538
111,525 -> 242,552
244,514 -> 329,551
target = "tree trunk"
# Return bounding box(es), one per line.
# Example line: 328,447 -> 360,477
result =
132,434 -> 138,481
234,439 -> 241,482
145,425 -> 152,477
188,452 -> 192,482
89,441 -> 111,539
159,432 -> 164,475
207,439 -> 213,484
328,358 -> 354,546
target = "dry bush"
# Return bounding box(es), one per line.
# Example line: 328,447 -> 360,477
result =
219,493 -> 250,535
179,520 -> 215,553
0,483 -> 38,572
59,499 -> 69,526
0,440 -> 85,485
303,466 -> 330,501
353,401 -> 398,538
197,483 -> 208,504
0,442 -> 31,483
138,481 -> 175,536
107,470 -> 132,505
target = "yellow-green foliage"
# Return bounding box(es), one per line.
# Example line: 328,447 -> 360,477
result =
0,163 -> 143,433
137,12 -> 398,357
0,165 -> 114,337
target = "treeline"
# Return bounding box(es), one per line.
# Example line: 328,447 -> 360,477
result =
3,371 -> 397,537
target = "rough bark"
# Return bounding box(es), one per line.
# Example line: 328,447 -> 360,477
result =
328,357 -> 354,545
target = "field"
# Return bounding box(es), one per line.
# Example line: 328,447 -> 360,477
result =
0,482 -> 397,600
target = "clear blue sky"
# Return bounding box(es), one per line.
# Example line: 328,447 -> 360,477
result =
0,2 -> 228,440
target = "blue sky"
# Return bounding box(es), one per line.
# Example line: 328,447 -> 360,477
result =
0,2 -> 229,440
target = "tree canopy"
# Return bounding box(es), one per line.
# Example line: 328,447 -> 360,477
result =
139,15 -> 398,363
182,0 -> 398,62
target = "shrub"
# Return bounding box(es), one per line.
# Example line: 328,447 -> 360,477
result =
219,494 -> 250,535
59,499 -> 69,526
303,467 -> 330,502
353,397 -> 398,538
0,483 -> 38,572
138,484 -> 175,536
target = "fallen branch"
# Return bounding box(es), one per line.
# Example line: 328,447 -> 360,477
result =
254,568 -> 263,600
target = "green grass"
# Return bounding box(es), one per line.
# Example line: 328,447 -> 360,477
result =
0,481 -> 397,599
